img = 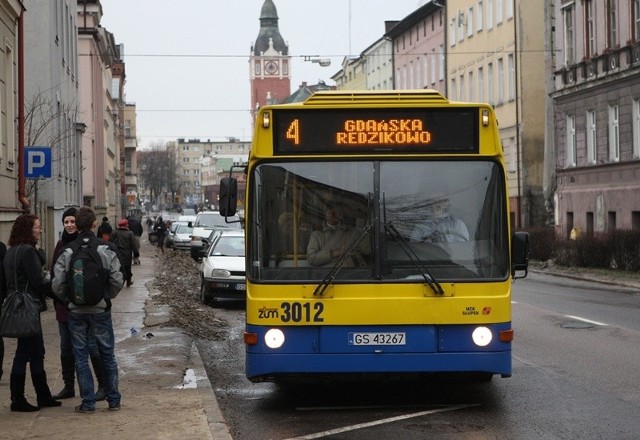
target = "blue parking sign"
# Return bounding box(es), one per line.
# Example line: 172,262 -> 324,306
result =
24,147 -> 52,178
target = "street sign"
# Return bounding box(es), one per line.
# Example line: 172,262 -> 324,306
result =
24,146 -> 52,178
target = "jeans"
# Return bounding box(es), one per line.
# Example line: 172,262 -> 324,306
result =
11,330 -> 46,375
69,311 -> 120,409
58,321 -> 101,359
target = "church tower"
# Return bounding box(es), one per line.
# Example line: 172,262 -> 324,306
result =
250,0 -> 291,124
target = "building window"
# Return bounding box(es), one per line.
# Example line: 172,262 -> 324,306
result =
497,58 -> 504,105
477,0 -> 484,32
586,212 -> 594,235
487,0 -> 493,30
607,211 -> 616,232
467,7 -> 474,37
451,77 -> 457,100
487,62 -> 494,105
633,99 -> 640,159
606,0 -> 617,49
478,66 -> 484,102
496,0 -> 503,24
507,53 -> 515,100
630,211 -> 640,231
563,4 -> 574,65
566,212 -> 574,239
468,71 -> 474,102
608,104 -> 620,162
566,114 -> 576,167
506,0 -> 513,20
634,0 -> 640,42
586,110 -> 597,164
585,0 -> 595,58
439,45 -> 445,81
459,74 -> 465,101
449,17 -> 456,46
431,50 -> 437,85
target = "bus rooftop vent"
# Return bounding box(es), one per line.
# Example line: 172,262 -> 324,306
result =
303,89 -> 449,106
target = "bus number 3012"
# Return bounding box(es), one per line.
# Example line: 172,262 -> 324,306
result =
280,302 -> 325,323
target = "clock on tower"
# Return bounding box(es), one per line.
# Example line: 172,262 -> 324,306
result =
265,60 -> 279,75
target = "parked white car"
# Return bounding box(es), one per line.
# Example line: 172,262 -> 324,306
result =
199,230 -> 246,306
190,210 -> 242,261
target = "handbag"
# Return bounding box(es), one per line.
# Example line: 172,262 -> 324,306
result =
0,245 -> 42,338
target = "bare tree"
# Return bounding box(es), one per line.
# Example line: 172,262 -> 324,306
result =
138,143 -> 183,209
23,90 -> 80,200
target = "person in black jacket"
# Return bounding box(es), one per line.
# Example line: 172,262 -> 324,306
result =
127,215 -> 143,265
3,214 -> 61,412
96,216 -> 112,240
110,219 -> 139,287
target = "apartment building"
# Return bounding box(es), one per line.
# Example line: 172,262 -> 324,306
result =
552,0 -> 640,236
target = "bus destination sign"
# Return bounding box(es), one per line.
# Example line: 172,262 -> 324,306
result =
273,108 -> 479,154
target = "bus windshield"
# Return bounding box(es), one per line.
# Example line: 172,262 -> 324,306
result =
248,160 -> 509,283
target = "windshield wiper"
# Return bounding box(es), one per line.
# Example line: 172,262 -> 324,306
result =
313,224 -> 372,296
385,222 -> 444,295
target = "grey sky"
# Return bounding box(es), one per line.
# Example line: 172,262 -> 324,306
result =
100,0 -> 424,148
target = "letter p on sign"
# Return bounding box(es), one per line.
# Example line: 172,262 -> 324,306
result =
24,147 -> 52,178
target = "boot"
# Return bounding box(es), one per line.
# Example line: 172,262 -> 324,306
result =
91,355 -> 107,402
10,373 -> 39,412
52,355 -> 75,399
32,370 -> 62,408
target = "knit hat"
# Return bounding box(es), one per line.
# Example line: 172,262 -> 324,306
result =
62,207 -> 77,224
102,216 -> 109,222
118,219 -> 129,228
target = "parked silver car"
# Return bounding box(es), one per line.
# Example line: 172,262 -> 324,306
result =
171,223 -> 193,251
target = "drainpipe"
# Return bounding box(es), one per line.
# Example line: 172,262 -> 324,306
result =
18,10 -> 29,212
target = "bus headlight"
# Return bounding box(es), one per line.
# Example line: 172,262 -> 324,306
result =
264,329 -> 285,349
472,326 -> 492,347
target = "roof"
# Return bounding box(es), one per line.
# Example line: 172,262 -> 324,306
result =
252,0 -> 288,56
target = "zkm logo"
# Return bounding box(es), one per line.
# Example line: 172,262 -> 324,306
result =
462,306 -> 492,316
258,307 -> 279,319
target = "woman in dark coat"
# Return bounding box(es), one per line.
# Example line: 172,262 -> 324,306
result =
3,214 -> 61,411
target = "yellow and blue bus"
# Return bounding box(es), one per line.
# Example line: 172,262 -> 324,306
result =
220,90 -> 529,383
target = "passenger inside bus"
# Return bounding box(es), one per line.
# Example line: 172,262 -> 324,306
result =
306,204 -> 370,267
409,192 -> 469,250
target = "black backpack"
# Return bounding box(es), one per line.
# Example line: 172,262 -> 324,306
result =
66,236 -> 109,306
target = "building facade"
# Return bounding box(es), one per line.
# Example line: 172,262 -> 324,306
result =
0,0 -> 23,239
552,0 -> 640,236
77,0 -> 120,221
448,0 -> 546,228
385,2 -> 446,95
23,0 -> 84,254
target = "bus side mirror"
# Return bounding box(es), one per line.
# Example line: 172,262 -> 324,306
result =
511,231 -> 529,279
219,177 -> 238,217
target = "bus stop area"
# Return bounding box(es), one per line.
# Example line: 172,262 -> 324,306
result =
0,247 -> 232,440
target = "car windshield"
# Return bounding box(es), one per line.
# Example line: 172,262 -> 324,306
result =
176,224 -> 193,235
196,213 -> 241,229
211,236 -> 245,257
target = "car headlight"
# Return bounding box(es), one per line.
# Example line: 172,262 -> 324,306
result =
211,269 -> 231,278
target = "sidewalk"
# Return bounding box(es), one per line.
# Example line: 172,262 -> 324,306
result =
0,242 -> 232,440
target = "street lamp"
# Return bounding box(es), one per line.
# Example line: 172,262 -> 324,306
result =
303,55 -> 331,67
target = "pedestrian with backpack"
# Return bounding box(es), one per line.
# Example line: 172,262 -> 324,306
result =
50,207 -> 107,401
52,207 -> 124,413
